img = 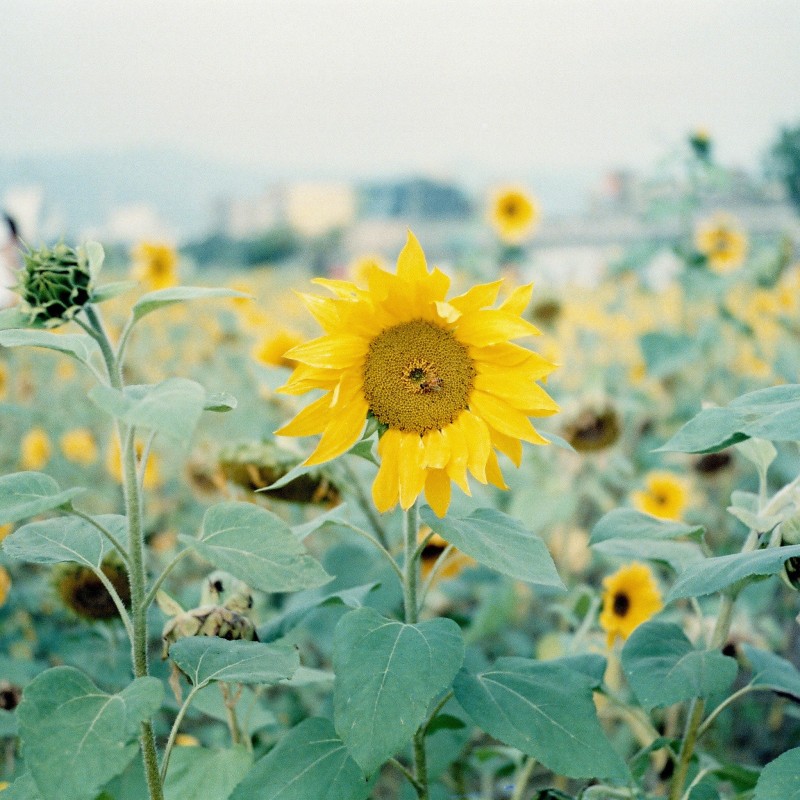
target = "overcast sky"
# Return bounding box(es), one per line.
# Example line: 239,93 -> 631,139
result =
4,1 -> 800,177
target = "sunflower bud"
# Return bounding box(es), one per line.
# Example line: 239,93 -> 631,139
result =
52,557 -> 130,621
18,242 -> 95,328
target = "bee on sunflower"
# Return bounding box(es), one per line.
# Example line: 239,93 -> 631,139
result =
275,232 -> 558,516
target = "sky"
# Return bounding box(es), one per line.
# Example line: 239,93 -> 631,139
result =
3,0 -> 800,179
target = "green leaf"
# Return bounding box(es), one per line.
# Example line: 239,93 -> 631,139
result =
84,240 -> 105,280
0,329 -> 99,366
667,545 -> 800,601
593,538 -> 705,572
164,746 -> 251,800
0,707 -> 17,737
453,657 -> 627,780
639,331 -> 700,378
0,307 -> 30,330
0,472 -> 85,525
420,506 -> 565,589
182,501 -> 331,593
753,747 -> 800,800
333,607 -> 464,773
231,717 -> 371,800
168,638 -> 299,687
742,644 -> 800,701
3,514 -> 127,568
291,503 -> 350,541
3,772 -> 41,800
735,438 -> 778,474
18,667 -> 163,800
621,621 -> 737,710
132,287 -> 250,323
204,392 -> 238,412
590,508 -> 705,544
89,378 -> 207,441
91,281 -> 138,304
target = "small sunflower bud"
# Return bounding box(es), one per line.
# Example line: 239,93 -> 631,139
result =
18,242 -> 95,328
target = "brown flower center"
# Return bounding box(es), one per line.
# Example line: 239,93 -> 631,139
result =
613,591 -> 630,617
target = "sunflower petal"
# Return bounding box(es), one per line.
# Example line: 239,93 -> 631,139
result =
485,450 -> 509,489
305,396 -> 368,465
398,433 -> 426,510
489,427 -> 523,467
396,230 -> 428,283
470,389 -> 549,445
460,411 -> 491,483
284,334 -> 368,368
456,310 -> 541,346
372,429 -> 401,512
297,292 -> 340,332
424,469 -> 451,517
423,428 -> 451,469
274,393 -> 333,436
498,283 -> 533,316
444,420 -> 471,495
449,280 -> 503,313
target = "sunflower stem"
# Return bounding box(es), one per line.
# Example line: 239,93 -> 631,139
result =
403,500 -> 429,799
510,756 -> 537,800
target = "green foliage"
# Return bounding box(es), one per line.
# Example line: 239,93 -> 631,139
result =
17,667 -> 163,800
453,656 -> 627,780
163,746 -> 252,800
753,747 -> 800,800
333,607 -> 464,773
130,286 -> 250,323
639,331 -> 700,378
0,472 -> 85,524
0,329 -> 100,369
621,621 -> 737,709
590,508 -> 705,543
742,644 -> 800,700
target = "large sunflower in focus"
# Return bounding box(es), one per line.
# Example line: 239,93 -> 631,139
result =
276,232 -> 558,516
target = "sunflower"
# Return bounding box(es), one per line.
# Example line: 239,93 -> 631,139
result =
132,242 -> 179,290
0,362 -> 7,400
419,530 -> 474,583
631,470 -> 688,521
20,427 -> 51,471
599,562 -> 663,646
695,215 -> 748,272
106,437 -> 161,490
275,232 -> 558,516
60,428 -> 98,466
251,329 -> 304,369
489,187 -> 539,243
0,566 -> 10,607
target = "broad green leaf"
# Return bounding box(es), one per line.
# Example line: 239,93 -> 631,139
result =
667,545 -> 800,601
3,514 -> 127,568
204,392 -> 237,412
0,329 -> 99,366
192,685 -> 276,735
658,408 -> 749,454
753,747 -> 800,800
735,438 -> 777,474
92,281 -> 138,304
0,307 -> 29,330
453,657 -> 627,780
89,378 -> 206,441
0,707 -> 17,736
621,621 -> 737,710
333,607 -> 464,773
292,503 -> 350,541
639,331 -> 700,378
3,772 -> 41,800
132,287 -> 250,323
168,638 -> 299,687
0,472 -> 85,525
18,667 -> 163,800
742,644 -> 800,701
593,538 -> 705,572
182,501 -> 331,593
420,506 -> 565,589
164,746 -> 251,800
231,717 -> 371,800
590,508 -> 705,544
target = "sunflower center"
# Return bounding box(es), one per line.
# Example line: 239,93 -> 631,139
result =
613,591 -> 630,617
503,200 -> 519,218
363,319 -> 474,434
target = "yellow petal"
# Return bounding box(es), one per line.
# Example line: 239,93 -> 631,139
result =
423,428 -> 451,469
305,396 -> 369,465
444,422 -> 471,495
485,450 -> 509,489
398,433 -> 426,510
459,411 -> 491,483
311,277 -> 367,299
499,283 -> 533,316
489,427 -> 523,467
456,310 -> 540,346
470,389 -> 549,445
396,230 -> 428,283
285,334 -> 368,369
449,280 -> 503,313
278,363 -> 339,395
297,292 -> 340,332
473,374 -> 559,415
274,393 -> 333,436
424,469 -> 452,517
372,429 -> 402,512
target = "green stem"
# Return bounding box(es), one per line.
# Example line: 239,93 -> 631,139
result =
89,564 -> 134,641
510,755 -> 537,800
389,758 -> 425,795
696,684 -> 770,740
143,548 -> 193,610
403,501 -> 428,800
160,684 -> 202,783
341,459 -> 390,548
337,521 -> 404,583
417,543 -> 455,609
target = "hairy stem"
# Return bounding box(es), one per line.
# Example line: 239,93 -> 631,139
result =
510,756 -> 537,800
160,684 -> 202,783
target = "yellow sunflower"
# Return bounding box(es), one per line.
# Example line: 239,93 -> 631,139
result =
132,242 -> 179,290
60,428 -> 98,466
419,530 -> 475,583
489,187 -> 539,243
20,428 -> 51,471
0,566 -> 10,607
599,562 -> 663,646
695,215 -> 748,272
106,437 -> 161,490
275,232 -> 558,516
251,329 -> 304,369
631,470 -> 688,521
0,362 -> 7,400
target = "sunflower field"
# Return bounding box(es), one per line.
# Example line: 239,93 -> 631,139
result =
1,141 -> 799,800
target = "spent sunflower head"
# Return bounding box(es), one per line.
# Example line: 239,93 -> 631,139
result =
489,187 -> 539,244
275,231 -> 558,516
599,562 -> 663,646
694,215 -> 748,273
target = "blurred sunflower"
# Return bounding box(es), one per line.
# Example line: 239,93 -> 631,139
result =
632,470 -> 688,521
0,362 -> 7,400
132,242 -> 179,290
599,562 -> 663,646
489,187 -> 539,243
276,231 -> 558,516
60,428 -> 98,466
20,427 -> 51,470
106,437 -> 161,490
419,530 -> 474,583
0,566 -> 11,607
695,215 -> 748,272
251,329 -> 304,369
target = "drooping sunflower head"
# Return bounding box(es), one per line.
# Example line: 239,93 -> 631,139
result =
561,395 -> 621,453
599,562 -> 663,646
694,215 -> 748,272
53,558 -> 131,621
631,470 -> 689,521
275,231 -> 559,516
132,242 -> 179,291
489,187 -> 539,243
